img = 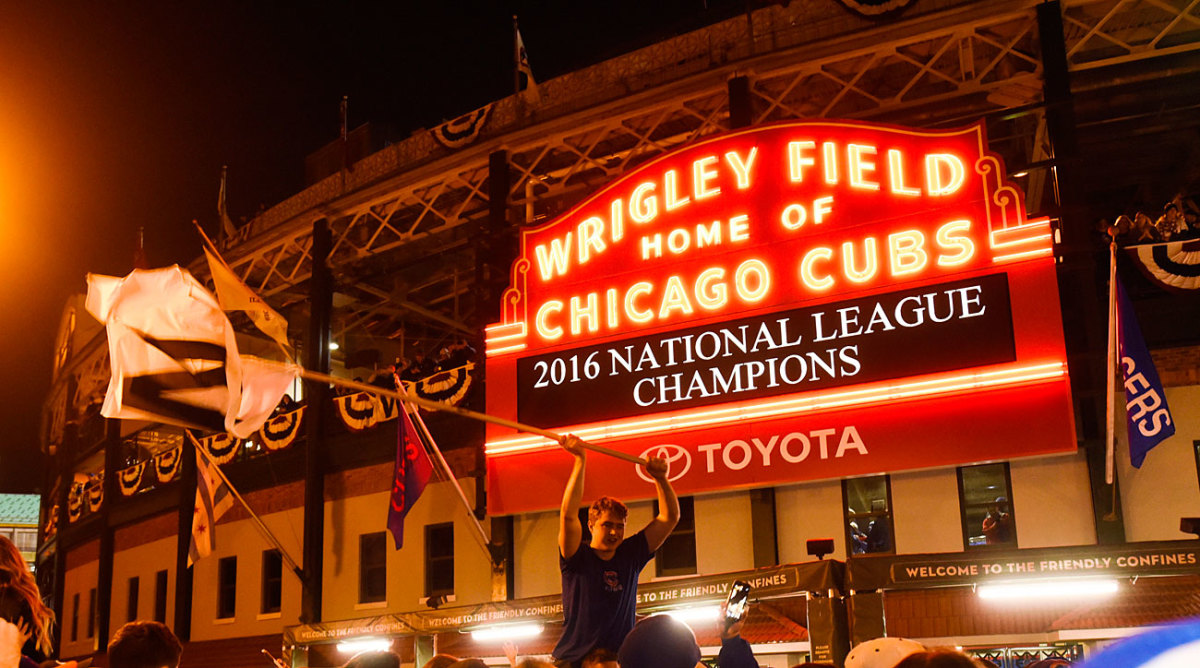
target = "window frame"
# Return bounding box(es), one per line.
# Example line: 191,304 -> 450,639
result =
654,496 -> 697,577
1193,440 -> 1200,492
425,523 -> 455,598
216,555 -> 237,620
261,549 -> 283,614
842,475 -> 896,556
86,587 -> 96,639
358,532 -> 388,604
70,592 -> 79,642
127,576 -> 139,623
153,570 -> 168,623
957,462 -> 1017,550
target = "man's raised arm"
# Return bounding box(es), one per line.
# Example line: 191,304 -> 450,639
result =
558,435 -> 586,559
641,457 -> 680,552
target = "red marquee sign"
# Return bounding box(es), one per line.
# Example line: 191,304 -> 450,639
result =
484,120 -> 1074,515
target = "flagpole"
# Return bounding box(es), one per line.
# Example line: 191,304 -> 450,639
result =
1104,228 -> 1118,488
513,15 -> 520,95
398,383 -> 497,565
186,432 -> 306,582
296,367 -> 650,466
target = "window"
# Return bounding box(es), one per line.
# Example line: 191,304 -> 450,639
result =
217,556 -> 237,619
1193,441 -> 1200,492
959,463 -> 1016,549
127,577 -> 139,623
843,476 -> 894,555
12,529 -> 36,552
655,496 -> 697,577
425,523 -> 454,597
70,592 -> 79,642
154,570 -> 168,623
359,532 -> 387,603
261,549 -> 282,614
86,588 -> 96,638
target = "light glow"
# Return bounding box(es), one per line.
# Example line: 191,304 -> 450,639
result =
693,155 -> 721,200
992,247 -> 1054,263
469,623 -> 545,642
662,605 -> 721,624
337,638 -> 393,654
486,361 -> 1067,456
978,578 -> 1119,601
925,153 -> 965,195
724,147 -> 758,189
485,343 -> 527,357
888,149 -> 921,196
800,247 -> 835,291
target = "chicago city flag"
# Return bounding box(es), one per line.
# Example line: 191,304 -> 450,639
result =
387,401 -> 434,549
1116,278 -> 1175,467
189,450 -> 234,565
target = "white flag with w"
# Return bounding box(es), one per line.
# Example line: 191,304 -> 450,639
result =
86,266 -> 299,439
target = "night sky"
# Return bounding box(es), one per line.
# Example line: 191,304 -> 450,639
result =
0,1 -> 752,492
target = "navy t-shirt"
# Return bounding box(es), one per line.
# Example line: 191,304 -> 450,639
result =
553,530 -> 653,663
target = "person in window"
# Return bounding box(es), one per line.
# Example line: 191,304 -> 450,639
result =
866,517 -> 891,553
981,498 -> 1012,545
554,435 -> 679,668
849,516 -> 868,555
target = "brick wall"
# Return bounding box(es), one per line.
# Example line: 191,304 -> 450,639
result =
1152,346 -> 1200,387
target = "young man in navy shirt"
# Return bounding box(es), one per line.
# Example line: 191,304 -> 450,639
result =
552,436 -> 680,668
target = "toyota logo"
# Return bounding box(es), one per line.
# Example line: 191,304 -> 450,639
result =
636,444 -> 691,483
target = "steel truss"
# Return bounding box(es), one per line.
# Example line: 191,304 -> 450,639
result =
210,0 -> 1199,346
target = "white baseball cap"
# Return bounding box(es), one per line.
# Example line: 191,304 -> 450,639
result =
844,637 -> 926,668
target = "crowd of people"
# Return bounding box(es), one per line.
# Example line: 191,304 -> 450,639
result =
1100,195 -> 1200,246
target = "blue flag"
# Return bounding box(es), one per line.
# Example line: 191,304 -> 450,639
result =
1116,279 -> 1174,467
387,404 -> 434,549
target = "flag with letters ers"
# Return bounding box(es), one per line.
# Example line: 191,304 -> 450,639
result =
1116,278 -> 1174,467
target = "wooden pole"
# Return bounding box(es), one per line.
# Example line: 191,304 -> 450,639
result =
296,367 -> 649,466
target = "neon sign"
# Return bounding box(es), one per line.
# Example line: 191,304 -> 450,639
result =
485,120 -> 1073,515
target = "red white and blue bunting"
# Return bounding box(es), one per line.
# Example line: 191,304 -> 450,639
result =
155,446 -> 181,483
119,461 -> 146,496
67,486 -> 83,523
431,104 -> 494,149
199,432 -> 242,464
835,0 -> 915,16
259,407 -> 304,450
86,477 -> 104,513
410,362 -> 475,406
334,391 -> 399,432
1130,239 -> 1200,291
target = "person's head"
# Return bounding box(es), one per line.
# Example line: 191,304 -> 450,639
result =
447,660 -> 487,668
582,647 -> 619,668
0,535 -> 54,655
516,660 -> 557,668
344,650 -> 402,668
845,637 -> 926,668
894,649 -> 982,668
107,621 -> 182,668
588,497 -> 628,551
619,614 -> 701,668
421,655 -> 459,668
